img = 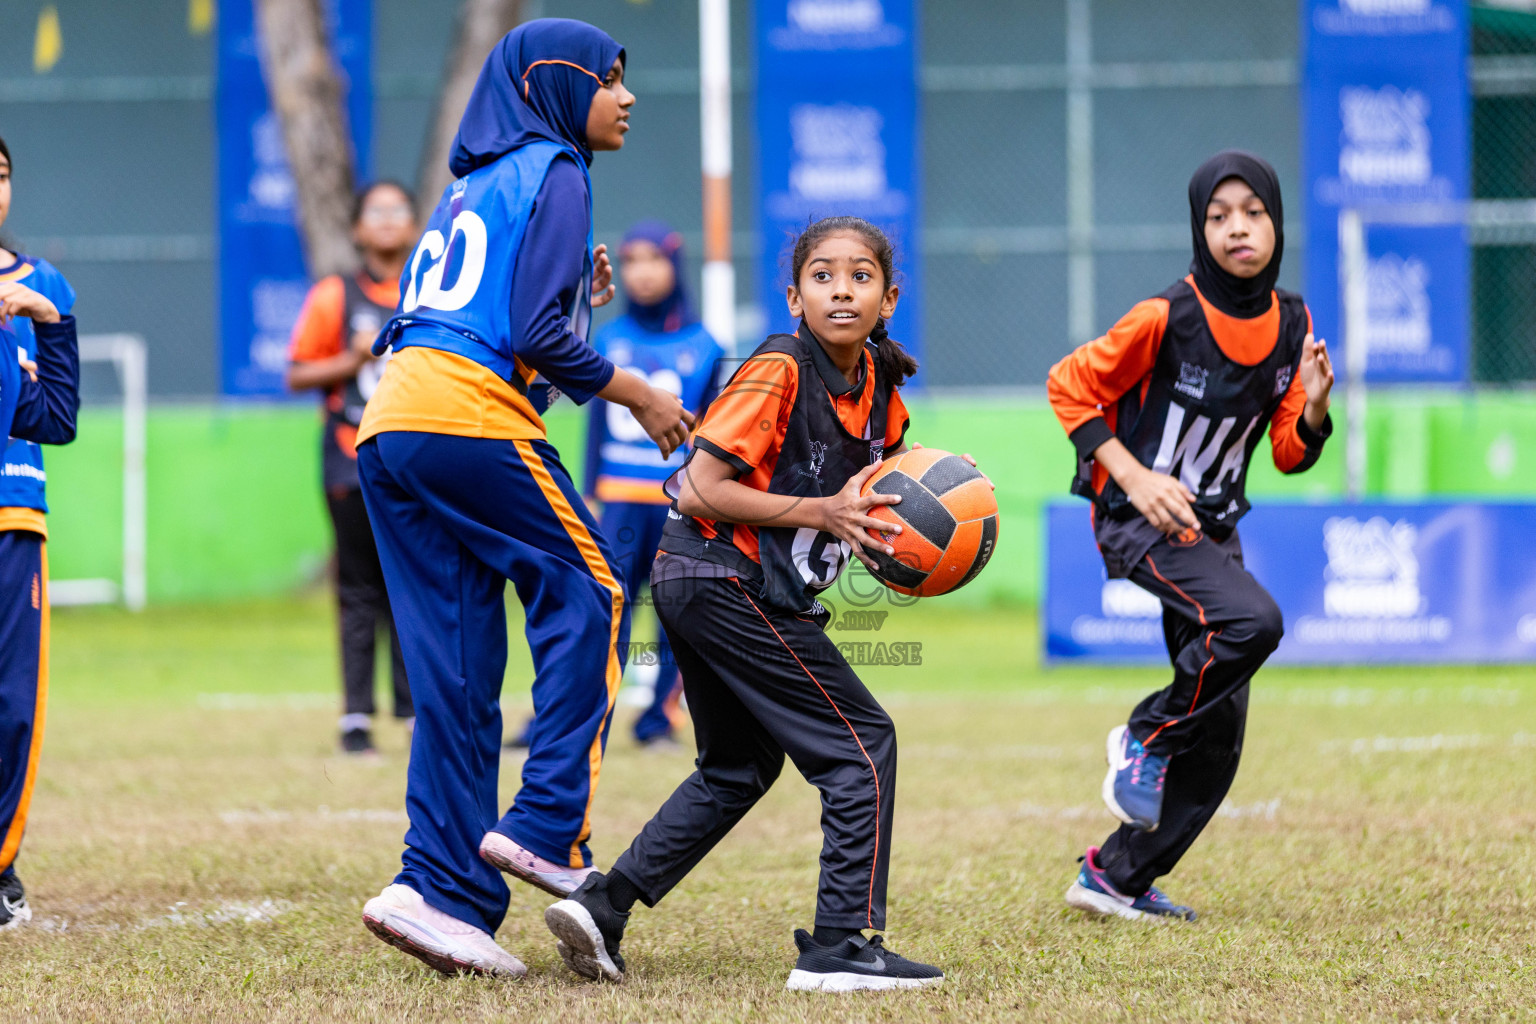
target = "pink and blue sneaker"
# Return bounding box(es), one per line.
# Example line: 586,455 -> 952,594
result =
1102,724 -> 1169,832
1064,846 -> 1196,923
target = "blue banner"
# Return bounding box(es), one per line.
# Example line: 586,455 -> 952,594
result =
1302,0 -> 1469,384
217,0 -> 371,398
1045,501 -> 1536,665
753,0 -> 922,376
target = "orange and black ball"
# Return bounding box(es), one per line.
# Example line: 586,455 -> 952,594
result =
861,448 -> 999,597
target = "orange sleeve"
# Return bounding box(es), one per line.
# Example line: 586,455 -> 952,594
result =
1269,306 -> 1332,473
692,352 -> 799,475
884,387 -> 910,450
287,276 -> 346,363
1046,297 -> 1168,458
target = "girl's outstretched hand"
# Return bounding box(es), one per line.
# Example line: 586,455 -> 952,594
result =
633,382 -> 695,459
819,460 -> 902,571
0,283 -> 60,326
1299,333 -> 1334,430
591,243 -> 616,308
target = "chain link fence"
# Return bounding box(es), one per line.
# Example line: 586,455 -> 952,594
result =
916,0 -> 1300,390
1472,4 -> 1536,384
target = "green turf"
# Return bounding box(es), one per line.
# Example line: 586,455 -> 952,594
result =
3,596 -> 1533,1021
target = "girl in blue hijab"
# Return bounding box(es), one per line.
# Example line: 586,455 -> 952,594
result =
358,18 -> 693,979
0,134 -> 81,934
575,220 -> 722,752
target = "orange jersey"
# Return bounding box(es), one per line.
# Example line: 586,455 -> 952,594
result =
1047,276 -> 1329,534
684,344 -> 910,567
1048,275 -> 1321,496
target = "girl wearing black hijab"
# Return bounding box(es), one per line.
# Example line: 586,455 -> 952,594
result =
1045,150 -> 1335,921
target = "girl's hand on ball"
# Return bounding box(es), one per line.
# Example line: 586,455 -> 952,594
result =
821,461 -> 901,570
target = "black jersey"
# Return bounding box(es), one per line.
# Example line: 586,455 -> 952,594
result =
1073,280 -> 1315,537
322,274 -> 395,491
662,329 -> 894,614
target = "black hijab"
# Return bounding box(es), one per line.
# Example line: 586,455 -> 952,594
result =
1187,150 -> 1283,319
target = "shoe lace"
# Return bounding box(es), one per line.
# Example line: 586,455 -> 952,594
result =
1130,744 -> 1168,792
863,934 -> 906,963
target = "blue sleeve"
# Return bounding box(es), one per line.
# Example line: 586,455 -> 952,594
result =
583,398 -> 604,498
10,315 -> 80,445
582,322 -> 610,497
509,157 -> 616,405
27,261 -> 76,318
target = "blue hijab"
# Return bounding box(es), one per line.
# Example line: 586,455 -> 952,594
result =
621,220 -> 698,334
449,19 -> 625,178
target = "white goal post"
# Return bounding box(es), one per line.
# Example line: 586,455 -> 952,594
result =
1338,198 -> 1536,498
48,333 -> 147,611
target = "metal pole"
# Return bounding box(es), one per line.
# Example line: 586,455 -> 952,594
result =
1065,0 -> 1095,345
118,335 -> 149,611
1340,209 -> 1369,501
699,0 -> 736,354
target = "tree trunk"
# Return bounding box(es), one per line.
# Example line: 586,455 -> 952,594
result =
415,0 -> 527,221
253,0 -> 359,279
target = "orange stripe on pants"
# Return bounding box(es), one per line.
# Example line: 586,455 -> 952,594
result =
514,440 -> 626,868
0,542 -> 48,872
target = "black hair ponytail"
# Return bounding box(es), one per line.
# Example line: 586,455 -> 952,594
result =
867,315 -> 918,390
789,215 -> 920,388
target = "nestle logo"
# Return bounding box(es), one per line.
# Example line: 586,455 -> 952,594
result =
1173,362 -> 1208,400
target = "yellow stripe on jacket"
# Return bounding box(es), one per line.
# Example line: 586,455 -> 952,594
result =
594,478 -> 671,505
0,509 -> 47,539
0,543 -> 47,871
358,347 -> 548,444
514,440 -> 626,868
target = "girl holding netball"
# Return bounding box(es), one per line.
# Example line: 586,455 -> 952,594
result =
0,135 -> 82,931
1047,150 -> 1333,922
356,20 -> 691,977
544,216 -> 948,992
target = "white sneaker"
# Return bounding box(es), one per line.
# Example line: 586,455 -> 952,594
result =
480,831 -> 596,898
362,884 -> 526,977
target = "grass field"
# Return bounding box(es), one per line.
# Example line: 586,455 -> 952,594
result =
4,595 -> 1534,1022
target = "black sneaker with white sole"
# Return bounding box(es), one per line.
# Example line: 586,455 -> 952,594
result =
340,727 -> 377,756
544,872 -> 628,983
0,871 -> 31,931
785,929 -> 944,991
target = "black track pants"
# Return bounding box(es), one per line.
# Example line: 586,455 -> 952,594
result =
611,574 -> 896,931
327,487 -> 411,720
1096,526 -> 1279,895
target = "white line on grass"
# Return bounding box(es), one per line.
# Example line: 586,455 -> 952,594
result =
197,693 -> 333,710
884,686 -> 1524,708
1016,798 -> 1280,821
1316,733 -> 1536,755
219,806 -> 407,825
907,743 -> 1084,760
33,899 -> 296,934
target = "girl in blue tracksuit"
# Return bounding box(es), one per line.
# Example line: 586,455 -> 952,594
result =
586,221 -> 722,745
507,221 -> 724,752
356,20 -> 693,978
0,134 -> 83,930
